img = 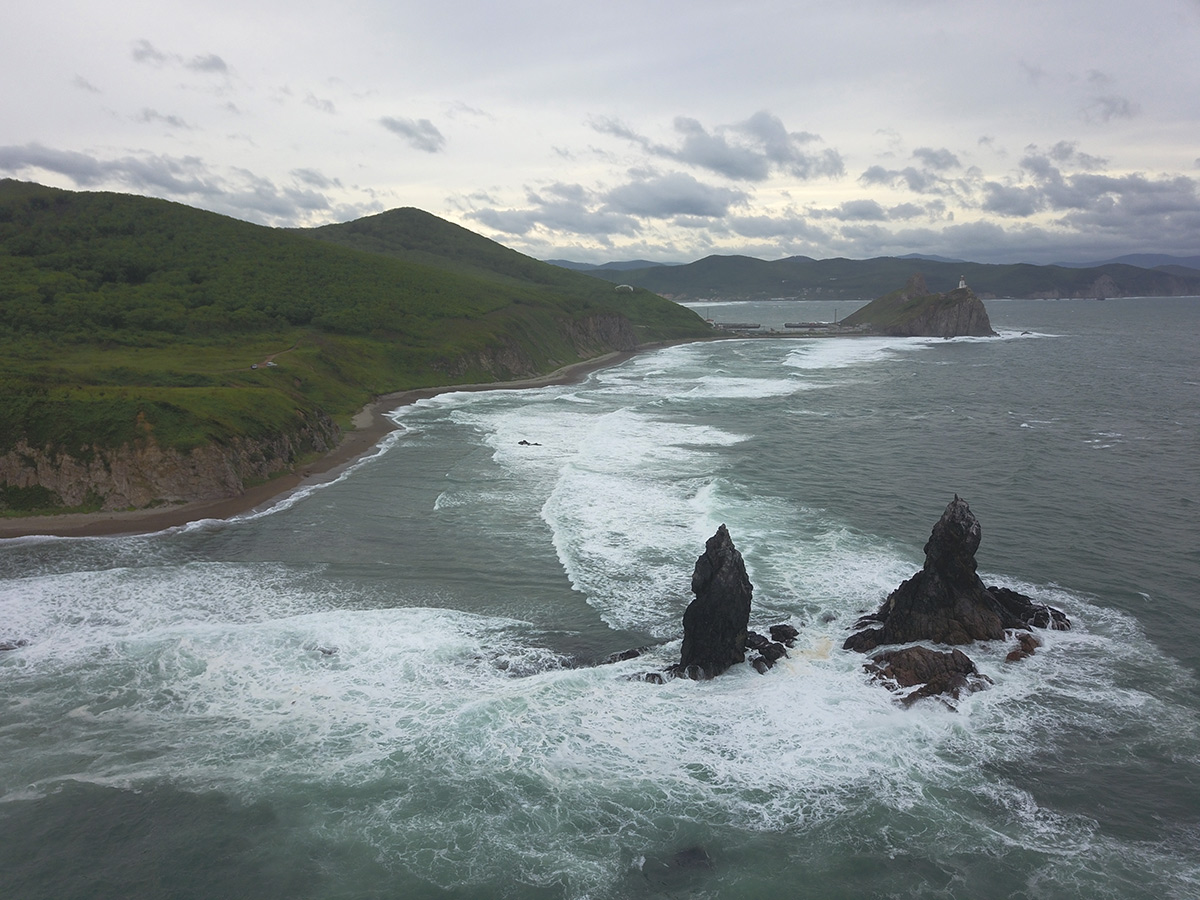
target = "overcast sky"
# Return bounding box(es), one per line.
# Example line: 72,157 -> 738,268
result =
3,0 -> 1199,264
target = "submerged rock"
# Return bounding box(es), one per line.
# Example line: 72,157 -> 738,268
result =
865,646 -> 992,706
1005,631 -> 1043,663
844,496 -> 1069,653
672,524 -> 753,679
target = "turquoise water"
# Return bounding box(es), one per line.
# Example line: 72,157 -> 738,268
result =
2,298 -> 1198,898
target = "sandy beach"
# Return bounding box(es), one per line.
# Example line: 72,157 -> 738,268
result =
0,347 -> 655,540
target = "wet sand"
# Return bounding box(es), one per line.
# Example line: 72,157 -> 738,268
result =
0,347 -> 656,540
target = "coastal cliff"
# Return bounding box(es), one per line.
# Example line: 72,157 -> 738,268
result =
0,412 -> 339,513
839,274 -> 997,337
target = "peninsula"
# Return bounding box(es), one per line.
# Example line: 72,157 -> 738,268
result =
839,273 -> 997,337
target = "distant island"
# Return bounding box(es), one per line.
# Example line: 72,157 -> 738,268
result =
0,180 -> 712,520
840,273 -> 997,337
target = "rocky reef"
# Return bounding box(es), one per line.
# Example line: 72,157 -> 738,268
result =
840,274 -> 997,338
845,496 -> 1069,704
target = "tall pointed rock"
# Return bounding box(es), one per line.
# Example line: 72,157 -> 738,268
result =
676,524 -> 752,678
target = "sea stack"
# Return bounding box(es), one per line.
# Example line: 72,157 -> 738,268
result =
844,496 -> 1069,653
674,524 -> 753,679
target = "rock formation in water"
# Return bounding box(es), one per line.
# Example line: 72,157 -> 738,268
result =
673,524 -> 753,679
840,273 -> 997,338
865,646 -> 992,706
844,496 -> 1069,653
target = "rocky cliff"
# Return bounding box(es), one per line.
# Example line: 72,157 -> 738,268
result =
0,411 -> 339,512
841,274 -> 997,338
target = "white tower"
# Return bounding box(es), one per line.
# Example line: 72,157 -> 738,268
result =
958,274 -> 967,289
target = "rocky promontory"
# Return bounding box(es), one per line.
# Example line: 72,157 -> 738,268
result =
840,274 -> 997,338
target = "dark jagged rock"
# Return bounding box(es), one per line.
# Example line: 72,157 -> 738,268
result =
1,638 -> 29,651
989,586 -> 1071,631
604,646 -> 649,664
745,629 -> 792,673
672,524 -> 753,679
746,631 -> 772,652
844,496 -> 1069,652
865,646 -> 992,705
769,624 -> 799,647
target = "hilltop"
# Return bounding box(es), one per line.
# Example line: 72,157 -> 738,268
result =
0,180 -> 710,516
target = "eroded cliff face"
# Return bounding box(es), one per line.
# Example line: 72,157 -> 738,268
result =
441,313 -> 640,381
558,313 -> 639,355
0,412 -> 339,511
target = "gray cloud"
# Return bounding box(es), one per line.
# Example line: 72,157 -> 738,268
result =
591,112 -> 843,182
859,165 -> 956,195
1084,94 -> 1140,123
131,39 -> 169,65
72,75 -> 100,93
809,199 -> 945,222
0,142 -> 217,195
603,172 -> 747,218
186,53 -> 228,73
0,142 -> 383,227
912,147 -> 960,171
139,109 -> 191,130
305,92 -> 337,115
131,40 -> 228,75
380,117 -> 446,153
818,199 -> 888,221
469,185 -> 639,238
1047,140 -> 1108,169
982,182 -> 1044,217
291,168 -> 343,190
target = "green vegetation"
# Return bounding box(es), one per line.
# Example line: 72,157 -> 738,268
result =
841,286 -> 960,330
586,253 -> 1200,301
0,180 -> 710,468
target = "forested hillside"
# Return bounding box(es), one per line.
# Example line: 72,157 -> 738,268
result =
0,180 -> 709,514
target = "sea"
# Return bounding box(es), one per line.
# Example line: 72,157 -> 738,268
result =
1,296 -> 1197,900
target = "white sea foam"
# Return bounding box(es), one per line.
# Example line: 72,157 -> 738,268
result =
783,336 -> 934,371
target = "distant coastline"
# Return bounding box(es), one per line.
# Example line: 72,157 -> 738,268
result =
0,345 -> 680,540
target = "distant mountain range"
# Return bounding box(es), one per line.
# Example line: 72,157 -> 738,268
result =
546,253 -> 1200,301
1055,253 -> 1200,271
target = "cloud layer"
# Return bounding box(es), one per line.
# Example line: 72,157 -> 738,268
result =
2,1 -> 1198,263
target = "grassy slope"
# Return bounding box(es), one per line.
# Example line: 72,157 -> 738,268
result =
0,181 -> 709,510
586,254 -> 1200,300
840,284 -> 964,330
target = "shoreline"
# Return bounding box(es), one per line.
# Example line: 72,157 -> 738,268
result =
0,345 -> 663,541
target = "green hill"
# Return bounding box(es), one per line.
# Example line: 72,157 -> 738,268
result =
583,253 -> 1200,300
0,180 -> 710,515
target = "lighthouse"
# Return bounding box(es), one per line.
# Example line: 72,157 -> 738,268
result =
958,274 -> 967,289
